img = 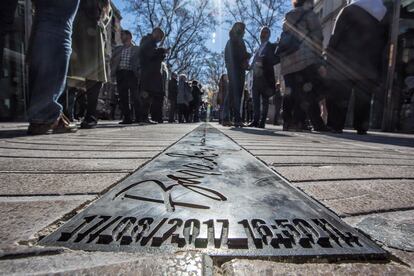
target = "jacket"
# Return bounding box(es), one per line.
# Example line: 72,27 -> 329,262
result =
224,33 -> 250,72
326,4 -> 387,81
67,0 -> 111,87
110,45 -> 140,79
139,34 -> 166,94
280,7 -> 323,76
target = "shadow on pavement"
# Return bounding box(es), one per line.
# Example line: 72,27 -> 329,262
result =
321,132 -> 414,148
228,127 -> 291,137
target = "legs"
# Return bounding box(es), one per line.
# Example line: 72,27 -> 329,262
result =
27,0 -> 80,124
0,0 -> 18,78
260,95 -> 269,127
168,100 -> 177,122
151,94 -> 164,123
80,80 -> 102,128
252,85 -> 261,125
353,82 -> 372,133
117,71 -> 132,122
326,80 -> 353,132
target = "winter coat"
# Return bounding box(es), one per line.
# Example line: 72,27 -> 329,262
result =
139,34 -> 166,94
280,7 -> 323,76
326,3 -> 387,81
168,78 -> 178,102
177,81 -> 193,106
225,33 -> 250,73
67,0 -> 110,87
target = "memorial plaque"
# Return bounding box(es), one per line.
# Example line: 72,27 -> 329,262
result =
41,124 -> 386,259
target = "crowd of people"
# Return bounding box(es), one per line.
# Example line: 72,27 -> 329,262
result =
0,0 -> 388,136
218,0 -> 388,135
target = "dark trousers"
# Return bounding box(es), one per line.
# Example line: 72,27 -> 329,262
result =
252,78 -> 270,125
178,104 -> 189,123
116,70 -> 139,121
151,94 -> 164,122
273,92 -> 282,124
0,0 -> 18,78
85,80 -> 102,121
224,69 -> 245,123
283,66 -> 325,130
140,90 -> 153,121
327,79 -> 372,132
168,99 -> 177,122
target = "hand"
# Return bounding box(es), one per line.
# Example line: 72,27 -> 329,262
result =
318,66 -> 327,78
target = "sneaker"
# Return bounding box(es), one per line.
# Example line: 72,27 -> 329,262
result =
27,114 -> 77,135
357,129 -> 368,135
248,122 -> 259,127
80,116 -> 98,129
142,119 -> 158,125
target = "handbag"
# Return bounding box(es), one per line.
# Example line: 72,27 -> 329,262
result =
275,10 -> 310,57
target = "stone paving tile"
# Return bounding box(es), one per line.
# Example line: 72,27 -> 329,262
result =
295,180 -> 414,216
259,155 -> 414,166
0,148 -> 160,159
220,259 -> 413,276
345,210 -> 414,252
0,250 -> 211,276
0,158 -> 149,172
0,173 -> 129,195
272,165 -> 414,182
0,197 -> 94,247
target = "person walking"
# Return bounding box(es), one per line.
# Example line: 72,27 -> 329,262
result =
191,80 -> 203,123
217,74 -> 229,125
177,74 -> 193,123
249,27 -> 277,129
325,0 -> 387,135
278,0 -> 326,132
111,30 -> 140,124
139,27 -> 168,124
223,22 -> 251,127
67,0 -> 112,129
26,0 -> 80,135
168,73 -> 178,123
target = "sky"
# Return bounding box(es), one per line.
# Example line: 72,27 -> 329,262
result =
112,0 -> 228,53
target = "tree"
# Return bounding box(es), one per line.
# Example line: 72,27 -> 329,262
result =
203,51 -> 225,92
223,0 -> 289,53
124,0 -> 217,78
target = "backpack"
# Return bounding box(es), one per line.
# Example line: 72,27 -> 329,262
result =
275,10 -> 310,58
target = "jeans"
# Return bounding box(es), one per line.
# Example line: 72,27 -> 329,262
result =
27,0 -> 80,124
224,68 -> 245,123
252,72 -> 270,125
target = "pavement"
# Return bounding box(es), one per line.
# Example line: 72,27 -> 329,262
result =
0,121 -> 413,275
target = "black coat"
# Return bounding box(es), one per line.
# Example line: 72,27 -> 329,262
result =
168,78 -> 178,102
326,5 -> 387,81
225,34 -> 250,73
262,42 -> 278,90
139,34 -> 166,94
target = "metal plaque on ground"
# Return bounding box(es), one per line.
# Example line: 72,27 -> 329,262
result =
41,124 -> 386,259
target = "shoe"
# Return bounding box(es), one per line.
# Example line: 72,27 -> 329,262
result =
357,129 -> 368,135
119,119 -> 133,125
157,120 -> 164,124
28,114 -> 77,135
248,122 -> 259,127
222,121 -> 233,127
80,116 -> 98,129
258,122 -> 265,129
313,126 -> 330,132
331,129 -> 343,134
143,119 -> 157,125
234,122 -> 245,128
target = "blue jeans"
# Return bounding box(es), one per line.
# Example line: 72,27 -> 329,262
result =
27,0 -> 80,124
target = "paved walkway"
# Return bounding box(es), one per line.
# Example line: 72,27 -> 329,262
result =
0,122 -> 413,275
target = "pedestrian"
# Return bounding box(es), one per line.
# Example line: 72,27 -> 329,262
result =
249,26 -> 277,129
111,30 -> 141,124
223,22 -> 251,127
217,74 -> 229,125
139,27 -> 168,124
168,72 -> 178,123
177,74 -> 193,123
67,0 -> 112,129
0,0 -> 18,78
150,62 -> 168,123
26,0 -> 80,135
325,0 -> 387,135
191,80 -> 202,123
278,0 -> 327,132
